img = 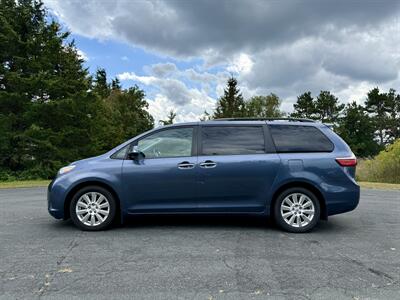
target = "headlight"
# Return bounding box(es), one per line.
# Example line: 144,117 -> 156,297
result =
59,165 -> 76,175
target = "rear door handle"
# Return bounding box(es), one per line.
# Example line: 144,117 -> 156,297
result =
178,161 -> 195,169
199,160 -> 217,168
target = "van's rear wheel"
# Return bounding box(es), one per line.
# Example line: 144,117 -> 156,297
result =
274,187 -> 320,233
70,186 -> 116,231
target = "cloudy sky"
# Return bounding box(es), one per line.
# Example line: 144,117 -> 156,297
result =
45,0 -> 400,123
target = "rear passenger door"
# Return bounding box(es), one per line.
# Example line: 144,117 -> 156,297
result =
197,124 -> 281,212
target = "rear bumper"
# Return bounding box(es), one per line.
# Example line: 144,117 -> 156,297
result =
325,183 -> 360,216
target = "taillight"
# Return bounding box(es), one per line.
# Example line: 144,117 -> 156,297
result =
336,156 -> 357,167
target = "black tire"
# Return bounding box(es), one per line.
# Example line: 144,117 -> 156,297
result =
273,187 -> 320,233
70,186 -> 116,231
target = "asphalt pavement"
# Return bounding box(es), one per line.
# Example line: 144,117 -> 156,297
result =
0,187 -> 399,299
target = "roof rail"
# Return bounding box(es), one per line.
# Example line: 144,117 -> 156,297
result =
213,117 -> 316,123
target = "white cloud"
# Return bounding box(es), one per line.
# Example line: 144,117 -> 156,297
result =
119,73 -> 194,105
118,72 -> 158,85
227,53 -> 254,75
146,62 -> 177,77
118,65 -> 216,122
46,0 -> 400,120
77,49 -> 88,61
147,94 -> 214,124
45,0 -> 400,59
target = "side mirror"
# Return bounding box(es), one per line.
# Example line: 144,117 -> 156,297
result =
128,146 -> 145,160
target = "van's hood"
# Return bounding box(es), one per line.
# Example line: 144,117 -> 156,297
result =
71,154 -> 103,166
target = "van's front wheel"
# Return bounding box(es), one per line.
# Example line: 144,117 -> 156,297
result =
70,186 -> 116,231
274,187 -> 320,233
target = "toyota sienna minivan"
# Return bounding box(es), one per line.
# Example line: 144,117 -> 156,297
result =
48,118 -> 360,233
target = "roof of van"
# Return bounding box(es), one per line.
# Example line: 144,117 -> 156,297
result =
160,118 -> 326,128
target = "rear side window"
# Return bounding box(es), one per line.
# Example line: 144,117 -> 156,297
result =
270,125 -> 333,153
201,126 -> 265,155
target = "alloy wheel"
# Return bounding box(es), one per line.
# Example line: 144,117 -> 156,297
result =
76,192 -> 110,226
280,193 -> 315,228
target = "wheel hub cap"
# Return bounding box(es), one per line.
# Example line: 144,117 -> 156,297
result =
280,193 -> 315,228
76,192 -> 110,226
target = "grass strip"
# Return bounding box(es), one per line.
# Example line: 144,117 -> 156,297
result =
0,180 -> 51,189
358,181 -> 400,190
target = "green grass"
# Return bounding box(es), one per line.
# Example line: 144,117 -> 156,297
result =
0,180 -> 51,189
356,139 -> 400,184
358,181 -> 400,190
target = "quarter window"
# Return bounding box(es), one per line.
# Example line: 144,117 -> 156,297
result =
201,126 -> 265,155
110,144 -> 129,159
137,127 -> 193,159
270,125 -> 333,153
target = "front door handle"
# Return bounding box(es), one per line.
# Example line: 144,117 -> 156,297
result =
178,161 -> 195,169
199,160 -> 217,168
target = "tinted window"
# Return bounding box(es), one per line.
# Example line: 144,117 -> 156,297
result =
201,126 -> 265,155
270,125 -> 333,152
138,127 -> 193,158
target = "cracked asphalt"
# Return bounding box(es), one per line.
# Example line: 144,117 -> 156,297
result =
0,187 -> 399,299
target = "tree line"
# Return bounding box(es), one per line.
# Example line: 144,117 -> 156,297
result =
0,0 -> 153,179
210,77 -> 399,158
0,0 -> 399,180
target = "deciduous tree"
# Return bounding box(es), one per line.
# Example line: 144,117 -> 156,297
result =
245,94 -> 284,118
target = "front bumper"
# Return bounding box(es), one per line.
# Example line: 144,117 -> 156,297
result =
47,178 -> 65,219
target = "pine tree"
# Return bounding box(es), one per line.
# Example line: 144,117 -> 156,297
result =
111,78 -> 122,91
370,88 -> 400,144
337,102 -> 381,157
388,89 -> 400,141
0,0 -> 155,179
213,77 -> 246,118
365,88 -> 394,145
315,91 -> 345,122
0,0 -> 92,176
291,92 -> 316,119
160,110 -> 176,125
199,111 -> 211,121
93,68 -> 110,98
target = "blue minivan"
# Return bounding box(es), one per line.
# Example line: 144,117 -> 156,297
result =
48,118 -> 359,232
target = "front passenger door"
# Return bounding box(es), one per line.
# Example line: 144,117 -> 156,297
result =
122,126 -> 198,213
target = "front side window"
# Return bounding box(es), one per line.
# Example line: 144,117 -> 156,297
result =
201,126 -> 265,155
137,127 -> 193,159
270,125 -> 334,153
